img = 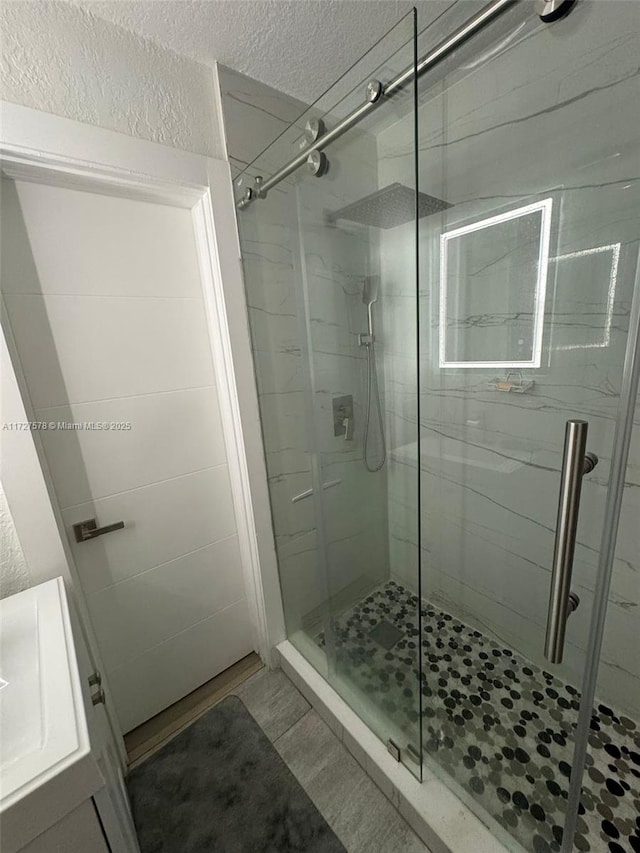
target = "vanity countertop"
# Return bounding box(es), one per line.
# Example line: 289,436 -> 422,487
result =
0,577 -> 103,852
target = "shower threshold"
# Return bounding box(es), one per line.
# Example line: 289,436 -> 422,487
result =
278,636 -> 508,853
281,582 -> 639,853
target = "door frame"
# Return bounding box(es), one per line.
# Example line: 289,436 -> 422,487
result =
0,101 -> 285,759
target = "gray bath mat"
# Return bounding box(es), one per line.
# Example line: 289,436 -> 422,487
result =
127,695 -> 348,853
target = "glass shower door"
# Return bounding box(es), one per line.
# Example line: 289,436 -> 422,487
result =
290,12 -> 423,777
236,12 -> 424,778
402,1 -> 640,850
236,0 -> 638,847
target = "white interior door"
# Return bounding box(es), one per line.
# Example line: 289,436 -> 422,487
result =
1,177 -> 254,733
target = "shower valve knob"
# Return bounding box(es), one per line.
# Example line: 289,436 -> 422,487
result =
342,417 -> 354,441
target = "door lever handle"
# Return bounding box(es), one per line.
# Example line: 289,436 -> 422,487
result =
73,518 -> 125,543
544,421 -> 598,664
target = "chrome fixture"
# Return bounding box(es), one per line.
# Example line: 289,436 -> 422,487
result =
333,394 -> 354,440
386,738 -> 401,762
88,670 -> 102,688
365,80 -> 383,103
535,0 -> 576,22
236,0 -> 521,209
303,118 -> 325,145
583,451 -> 598,475
361,274 -> 379,344
237,187 -> 253,211
360,276 -> 386,473
253,175 -> 266,199
544,420 -> 598,664
306,149 -> 329,177
73,517 -> 125,543
328,182 -> 451,230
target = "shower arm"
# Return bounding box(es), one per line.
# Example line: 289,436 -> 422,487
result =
236,0 -> 519,210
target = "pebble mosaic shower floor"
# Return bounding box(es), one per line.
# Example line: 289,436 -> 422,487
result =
317,581 -> 640,853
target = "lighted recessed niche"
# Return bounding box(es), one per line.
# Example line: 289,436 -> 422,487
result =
549,243 -> 620,352
439,198 -> 553,369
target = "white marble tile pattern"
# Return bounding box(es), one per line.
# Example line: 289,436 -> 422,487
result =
224,0 -> 640,778
225,75 -> 393,646
375,0 -> 640,721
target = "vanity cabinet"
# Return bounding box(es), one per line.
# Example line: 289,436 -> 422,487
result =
0,578 -> 139,853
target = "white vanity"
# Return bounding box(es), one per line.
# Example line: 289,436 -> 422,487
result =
0,578 -> 140,853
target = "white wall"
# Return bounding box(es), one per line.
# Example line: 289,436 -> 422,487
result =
217,65 -> 306,178
0,1 -> 228,601
0,329 -> 75,595
0,0 -> 224,158
0,483 -> 30,597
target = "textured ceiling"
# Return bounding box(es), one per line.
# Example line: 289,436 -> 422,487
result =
67,0 -> 429,102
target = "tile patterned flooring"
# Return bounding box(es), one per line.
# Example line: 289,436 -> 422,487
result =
126,656 -> 431,853
318,580 -> 640,853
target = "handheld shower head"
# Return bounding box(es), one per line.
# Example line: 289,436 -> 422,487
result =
363,275 -> 380,307
360,276 -> 386,473
361,276 -> 380,342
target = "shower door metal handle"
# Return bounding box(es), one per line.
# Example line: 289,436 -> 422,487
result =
544,420 -> 598,664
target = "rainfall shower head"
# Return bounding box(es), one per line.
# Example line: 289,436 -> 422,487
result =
328,182 -> 451,230
363,275 -> 380,306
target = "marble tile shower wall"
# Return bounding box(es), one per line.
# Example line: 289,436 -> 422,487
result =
375,3 -> 640,720
219,69 -> 391,633
294,166 -> 390,615
217,66 -> 307,180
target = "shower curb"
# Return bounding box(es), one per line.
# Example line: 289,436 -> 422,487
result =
277,640 -> 517,853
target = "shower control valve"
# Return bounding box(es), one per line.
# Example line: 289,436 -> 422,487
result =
333,395 -> 354,439
358,332 -> 374,347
